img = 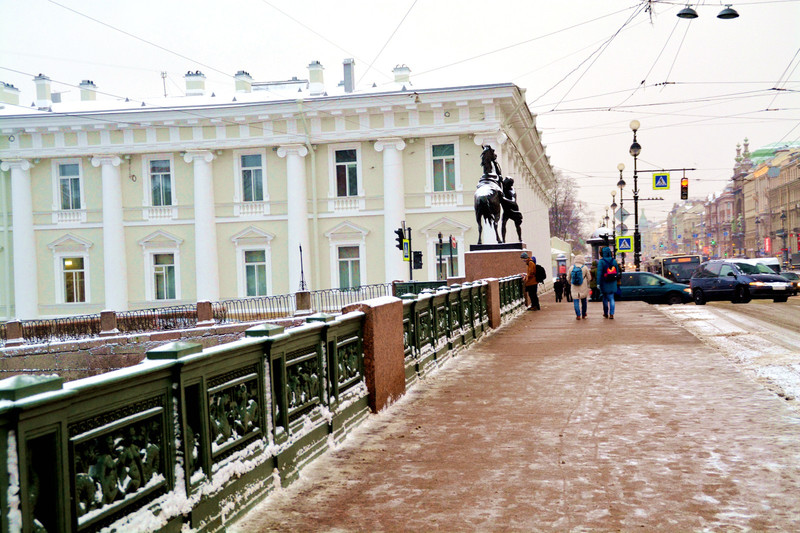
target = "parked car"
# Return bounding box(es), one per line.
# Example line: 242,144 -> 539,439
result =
779,271 -> 800,295
618,272 -> 693,305
734,257 -> 781,274
690,260 -> 792,304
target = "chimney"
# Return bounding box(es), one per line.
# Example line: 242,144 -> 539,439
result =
342,58 -> 355,93
0,82 -> 20,106
393,65 -> 411,85
308,61 -> 324,96
33,74 -> 52,109
79,80 -> 97,101
235,70 -> 252,93
184,71 -> 206,96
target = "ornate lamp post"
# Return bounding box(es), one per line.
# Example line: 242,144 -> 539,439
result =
629,120 -> 642,271
754,216 -> 761,257
780,210 -> 788,266
617,163 -> 626,271
610,191 -> 618,250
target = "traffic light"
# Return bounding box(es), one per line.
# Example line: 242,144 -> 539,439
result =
394,228 -> 405,251
680,177 -> 689,200
413,251 -> 423,270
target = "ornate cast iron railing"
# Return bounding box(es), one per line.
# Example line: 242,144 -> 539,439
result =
116,304 -> 198,334
211,294 -> 296,324
309,283 -> 392,313
19,313 -> 103,345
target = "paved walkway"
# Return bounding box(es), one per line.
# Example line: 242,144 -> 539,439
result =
232,294 -> 800,532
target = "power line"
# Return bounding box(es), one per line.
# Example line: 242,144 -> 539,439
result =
356,0 -> 418,86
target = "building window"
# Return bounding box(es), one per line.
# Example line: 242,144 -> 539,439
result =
150,159 -> 172,206
335,149 -> 358,197
241,154 -> 264,202
435,241 -> 459,280
337,246 -> 361,288
153,253 -> 176,300
244,250 -> 268,296
61,257 -> 86,303
59,163 -> 81,210
432,144 -> 456,192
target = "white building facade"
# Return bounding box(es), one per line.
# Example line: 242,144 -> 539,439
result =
0,63 -> 554,319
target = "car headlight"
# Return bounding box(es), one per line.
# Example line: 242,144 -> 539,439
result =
749,281 -> 765,286
683,288 -> 691,293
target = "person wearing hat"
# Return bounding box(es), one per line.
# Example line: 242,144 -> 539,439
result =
521,252 -> 541,310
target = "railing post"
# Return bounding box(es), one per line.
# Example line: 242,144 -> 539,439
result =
342,297 -> 405,413
5,320 -> 23,347
196,300 -> 214,327
99,310 -> 118,337
486,278 -> 502,329
295,290 -> 312,316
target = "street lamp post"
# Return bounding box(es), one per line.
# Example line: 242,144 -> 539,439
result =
629,120 -> 642,271
617,163 -> 626,271
610,191 -> 617,250
780,211 -> 788,266
754,216 -> 761,257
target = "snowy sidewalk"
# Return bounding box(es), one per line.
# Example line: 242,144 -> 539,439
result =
232,296 -> 800,532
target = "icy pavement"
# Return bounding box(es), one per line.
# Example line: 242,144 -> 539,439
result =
660,304 -> 800,410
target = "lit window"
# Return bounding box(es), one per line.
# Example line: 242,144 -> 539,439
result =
62,257 -> 85,303
337,246 -> 360,289
244,250 -> 268,296
335,149 -> 358,197
59,163 -> 81,210
432,144 -> 456,192
150,159 -> 172,207
153,253 -> 176,300
241,154 -> 264,202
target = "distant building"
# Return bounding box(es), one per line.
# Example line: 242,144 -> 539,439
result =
0,61 -> 554,319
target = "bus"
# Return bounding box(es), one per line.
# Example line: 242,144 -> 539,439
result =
648,255 -> 704,284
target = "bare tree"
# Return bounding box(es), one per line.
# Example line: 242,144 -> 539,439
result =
548,170 -> 586,248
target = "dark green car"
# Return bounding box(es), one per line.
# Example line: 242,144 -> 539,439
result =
618,272 -> 693,305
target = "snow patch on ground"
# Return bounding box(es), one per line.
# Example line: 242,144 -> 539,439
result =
660,305 -> 800,412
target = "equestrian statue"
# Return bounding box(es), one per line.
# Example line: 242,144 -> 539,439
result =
474,145 -> 523,245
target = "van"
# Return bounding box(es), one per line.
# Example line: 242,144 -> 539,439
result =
735,257 -> 780,274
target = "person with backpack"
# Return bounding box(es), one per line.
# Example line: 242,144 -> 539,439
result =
520,252 -> 544,310
597,246 -> 621,319
569,255 -> 591,319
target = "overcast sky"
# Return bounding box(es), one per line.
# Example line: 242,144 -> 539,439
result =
2,0 -> 799,225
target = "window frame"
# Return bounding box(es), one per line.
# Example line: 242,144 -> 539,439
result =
53,251 -> 90,304
424,137 -> 462,207
336,245 -> 362,289
141,153 -> 177,220
233,148 -> 270,216
231,226 -> 274,298
324,221 -> 368,289
327,143 -> 364,211
51,158 -> 87,224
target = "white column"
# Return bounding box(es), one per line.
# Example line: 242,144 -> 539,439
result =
1,159 -> 37,319
277,144 -> 310,292
375,138 -> 407,282
184,150 -> 220,302
92,155 -> 128,311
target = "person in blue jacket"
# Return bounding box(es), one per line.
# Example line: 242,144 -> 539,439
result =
596,246 -> 621,319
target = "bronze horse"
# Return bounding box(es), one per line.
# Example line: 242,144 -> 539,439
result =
474,146 -> 503,245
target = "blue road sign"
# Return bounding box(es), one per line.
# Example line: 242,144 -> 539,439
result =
616,235 -> 633,252
653,172 -> 670,190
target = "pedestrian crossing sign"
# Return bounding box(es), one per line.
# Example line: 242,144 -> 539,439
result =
653,172 -> 670,190
616,235 -> 633,252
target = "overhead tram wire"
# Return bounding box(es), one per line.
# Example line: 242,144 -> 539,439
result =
765,47 -> 800,109
546,3 -> 648,112
356,0 -> 418,86
661,14 -> 692,86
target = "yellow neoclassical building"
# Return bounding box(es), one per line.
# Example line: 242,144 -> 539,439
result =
0,61 -> 554,319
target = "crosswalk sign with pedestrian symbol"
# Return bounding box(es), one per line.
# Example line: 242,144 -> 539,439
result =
616,235 -> 633,252
653,172 -> 670,190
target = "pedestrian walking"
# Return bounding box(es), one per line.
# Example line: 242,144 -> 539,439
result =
520,252 -> 540,311
562,274 -> 573,302
597,246 -> 621,319
568,255 -> 591,320
553,275 -> 564,302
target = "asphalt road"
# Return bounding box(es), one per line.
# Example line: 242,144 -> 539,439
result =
704,295 -> 800,334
